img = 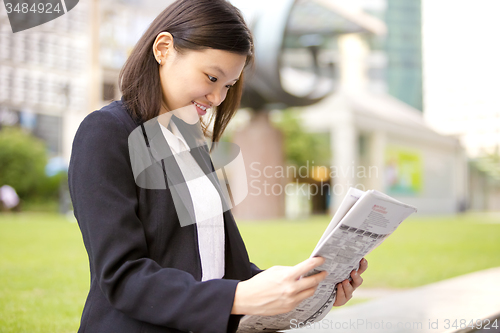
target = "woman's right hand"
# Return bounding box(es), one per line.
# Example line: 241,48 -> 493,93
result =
231,257 -> 328,316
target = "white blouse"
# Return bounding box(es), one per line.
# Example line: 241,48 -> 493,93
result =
159,120 -> 225,281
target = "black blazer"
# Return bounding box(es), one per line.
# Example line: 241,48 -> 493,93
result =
68,98 -> 262,333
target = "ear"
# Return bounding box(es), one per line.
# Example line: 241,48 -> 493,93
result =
152,32 -> 174,64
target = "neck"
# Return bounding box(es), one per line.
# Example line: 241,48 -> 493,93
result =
157,111 -> 173,128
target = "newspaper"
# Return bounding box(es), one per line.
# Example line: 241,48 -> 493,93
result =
236,187 -> 417,332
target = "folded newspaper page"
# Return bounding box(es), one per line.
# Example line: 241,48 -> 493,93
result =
236,187 -> 417,333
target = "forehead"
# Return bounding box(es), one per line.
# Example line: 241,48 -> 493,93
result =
183,48 -> 247,76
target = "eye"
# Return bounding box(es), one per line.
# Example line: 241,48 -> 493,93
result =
207,74 -> 234,89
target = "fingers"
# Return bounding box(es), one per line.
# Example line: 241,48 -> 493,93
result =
290,257 -> 325,280
350,268 -> 364,289
342,279 -> 354,299
295,270 -> 328,292
296,282 -> 319,299
333,282 -> 348,306
334,275 -> 359,307
357,258 -> 368,275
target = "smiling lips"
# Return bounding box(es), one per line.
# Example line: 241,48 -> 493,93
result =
192,101 -> 209,116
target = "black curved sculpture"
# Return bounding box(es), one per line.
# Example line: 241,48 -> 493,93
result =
234,0 -> 337,110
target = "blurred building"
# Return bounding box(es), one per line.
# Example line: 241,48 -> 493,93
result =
223,0 -> 464,217
272,1 -> 462,216
0,0 -> 171,163
228,0 -> 388,220
361,0 -> 423,111
299,30 -> 465,215
98,0 -> 173,109
315,0 -> 423,110
0,1 -> 91,159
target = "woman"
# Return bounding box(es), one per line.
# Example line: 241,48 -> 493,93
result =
68,1 -> 367,332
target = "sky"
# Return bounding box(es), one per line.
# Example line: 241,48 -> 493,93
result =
422,0 -> 500,155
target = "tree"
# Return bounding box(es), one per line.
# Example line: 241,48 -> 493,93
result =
0,126 -> 49,200
272,108 -> 331,169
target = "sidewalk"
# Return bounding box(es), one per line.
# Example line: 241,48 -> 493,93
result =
283,267 -> 500,333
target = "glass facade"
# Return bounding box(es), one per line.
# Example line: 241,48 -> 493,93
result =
384,0 -> 423,111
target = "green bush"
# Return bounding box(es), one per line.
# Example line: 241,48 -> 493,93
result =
39,171 -> 68,200
0,126 -> 61,202
272,109 -> 331,168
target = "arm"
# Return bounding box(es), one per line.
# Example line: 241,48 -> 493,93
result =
69,111 -> 238,333
250,262 -> 264,277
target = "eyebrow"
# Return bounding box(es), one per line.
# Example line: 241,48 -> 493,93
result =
208,66 -> 239,82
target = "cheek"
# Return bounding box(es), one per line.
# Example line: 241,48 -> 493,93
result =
161,66 -> 212,104
190,86 -> 211,99
160,70 -> 190,101
160,71 -> 175,97
183,78 -> 211,100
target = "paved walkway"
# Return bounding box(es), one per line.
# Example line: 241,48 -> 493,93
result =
283,267 -> 500,333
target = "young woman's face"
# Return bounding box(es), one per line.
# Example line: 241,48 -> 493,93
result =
154,33 -> 247,117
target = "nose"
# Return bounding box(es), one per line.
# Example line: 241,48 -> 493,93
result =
206,88 -> 227,107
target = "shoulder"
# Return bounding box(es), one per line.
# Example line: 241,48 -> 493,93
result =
78,99 -> 138,135
71,100 -> 142,165
74,99 -> 142,149
69,101 -> 139,182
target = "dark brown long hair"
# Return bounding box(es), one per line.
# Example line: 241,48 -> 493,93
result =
119,0 -> 254,147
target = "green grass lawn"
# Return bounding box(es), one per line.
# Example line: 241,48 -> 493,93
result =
0,212 -> 499,332
0,213 -> 88,333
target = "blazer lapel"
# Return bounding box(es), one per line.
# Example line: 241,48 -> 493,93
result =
143,118 -> 197,227
171,116 -> 232,212
170,116 -> 253,281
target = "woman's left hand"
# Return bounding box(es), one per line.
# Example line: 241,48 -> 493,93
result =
333,257 -> 368,307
